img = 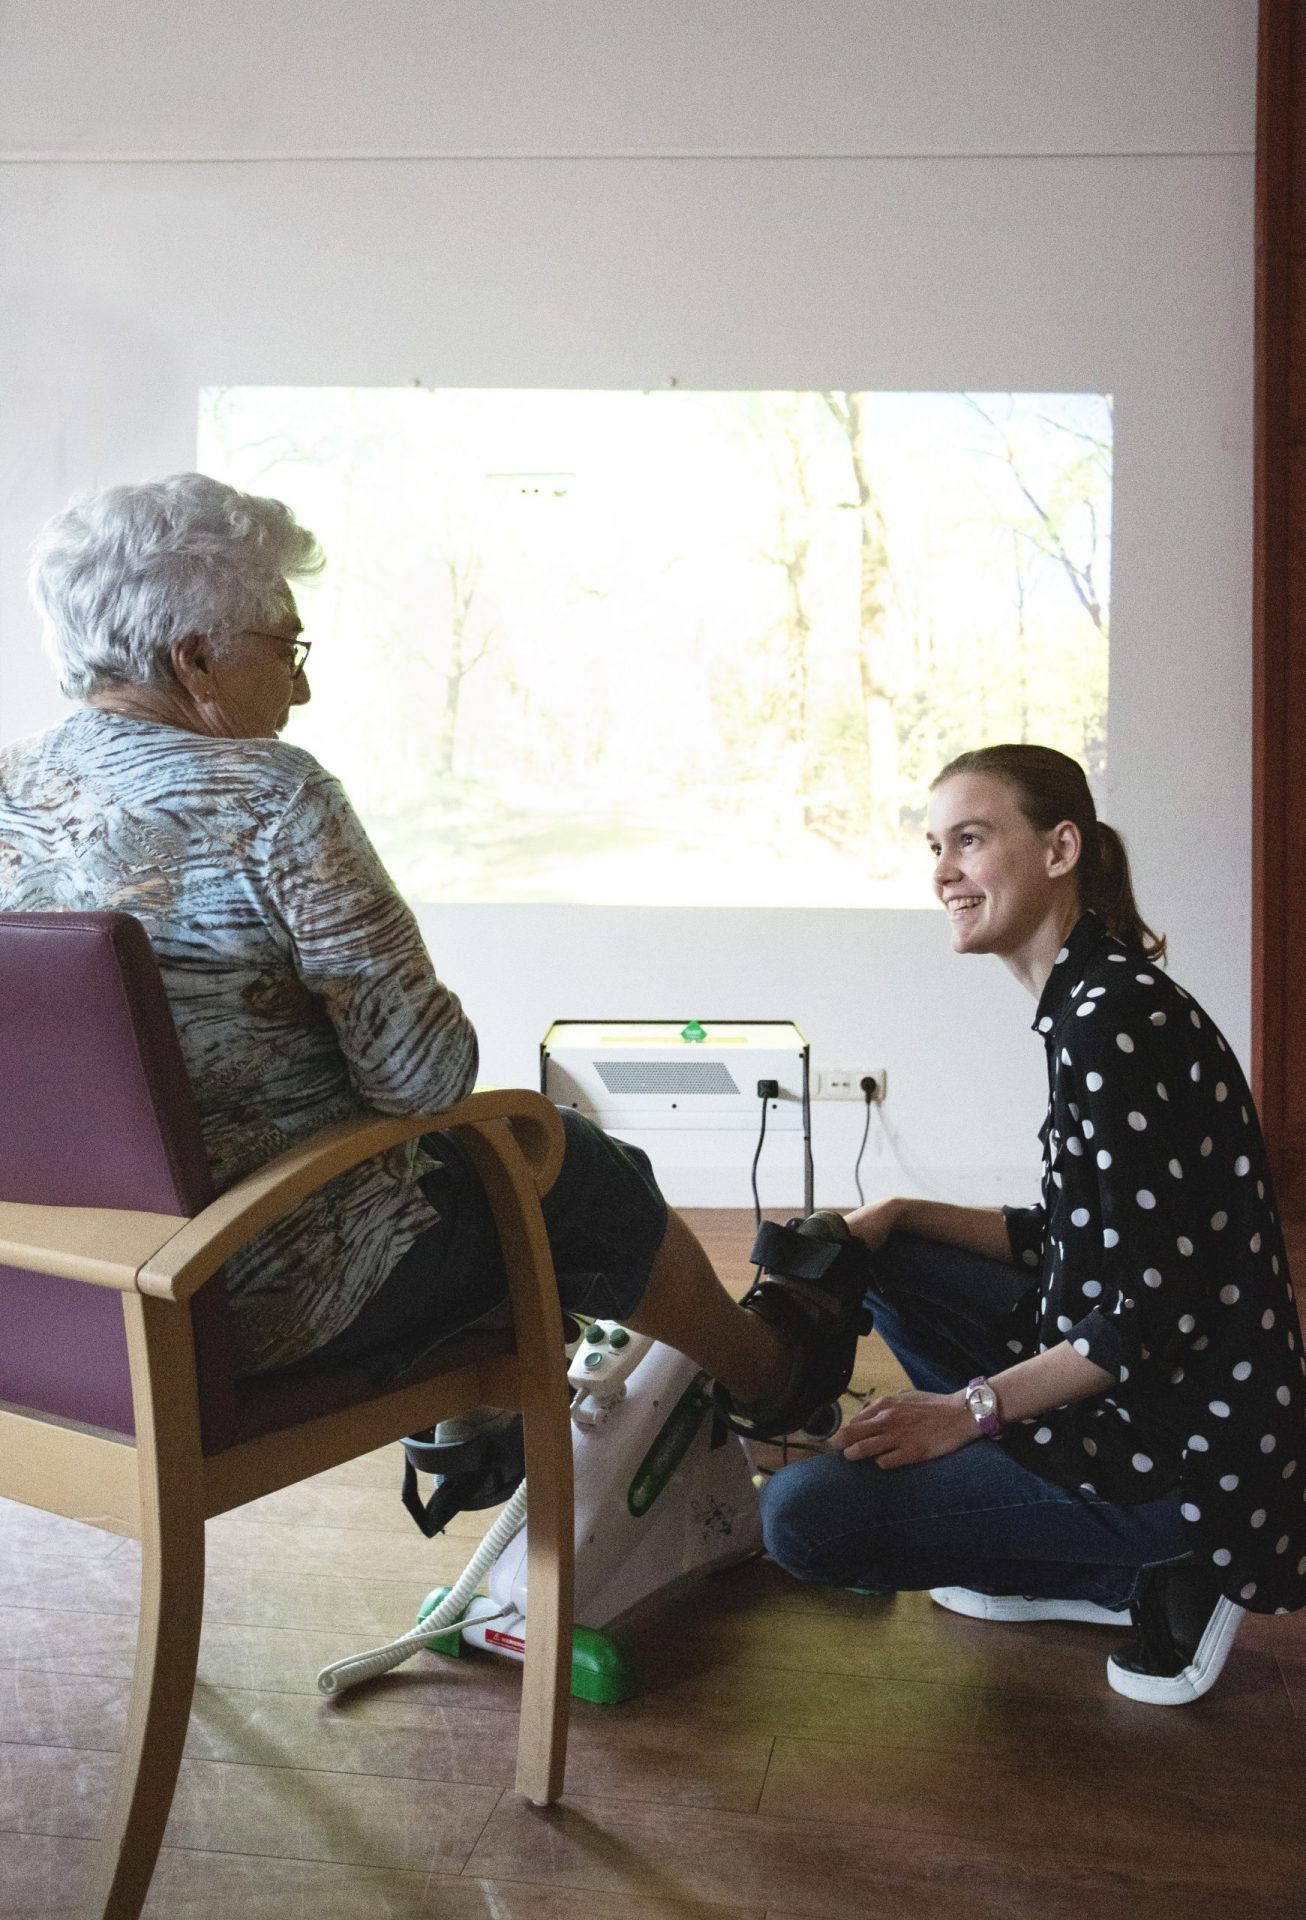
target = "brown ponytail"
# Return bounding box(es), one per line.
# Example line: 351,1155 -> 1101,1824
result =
932,744 -> 1167,964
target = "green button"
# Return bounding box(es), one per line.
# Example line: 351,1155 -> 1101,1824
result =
584,1324 -> 606,1343
584,1351 -> 605,1370
609,1327 -> 630,1348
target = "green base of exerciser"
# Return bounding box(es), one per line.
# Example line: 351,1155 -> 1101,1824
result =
417,1588 -> 636,1704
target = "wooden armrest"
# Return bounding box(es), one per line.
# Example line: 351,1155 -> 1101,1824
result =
0,1202 -> 188,1291
0,1089 -> 564,1304
138,1087 -> 565,1301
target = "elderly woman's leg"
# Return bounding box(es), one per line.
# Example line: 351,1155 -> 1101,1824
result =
624,1204 -> 792,1406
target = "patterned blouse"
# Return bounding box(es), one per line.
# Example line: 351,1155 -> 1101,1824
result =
0,708 -> 477,1374
997,911 -> 1306,1615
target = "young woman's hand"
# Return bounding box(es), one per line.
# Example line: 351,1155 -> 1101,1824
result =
838,1389 -> 976,1467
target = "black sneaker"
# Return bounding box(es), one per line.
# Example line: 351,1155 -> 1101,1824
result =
713,1211 -> 870,1442
1106,1562 -> 1245,1705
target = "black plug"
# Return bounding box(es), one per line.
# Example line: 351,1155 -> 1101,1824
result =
757,1078 -> 779,1100
859,1075 -> 878,1102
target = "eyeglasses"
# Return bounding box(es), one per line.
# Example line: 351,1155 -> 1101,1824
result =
244,631 -> 312,679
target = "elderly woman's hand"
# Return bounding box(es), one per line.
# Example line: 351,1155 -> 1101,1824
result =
838,1388 -> 976,1467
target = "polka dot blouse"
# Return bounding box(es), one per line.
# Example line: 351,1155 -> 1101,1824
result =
998,912 -> 1306,1614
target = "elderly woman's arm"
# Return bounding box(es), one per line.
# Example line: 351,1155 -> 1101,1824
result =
264,766 -> 478,1113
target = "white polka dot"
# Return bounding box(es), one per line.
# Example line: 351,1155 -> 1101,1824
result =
1082,1281 -> 1102,1299
1073,1338 -> 1091,1356
1116,1032 -> 1134,1052
1219,1475 -> 1239,1492
1088,987 -> 1106,998
1143,1267 -> 1162,1288
1168,1158 -> 1183,1179
1278,1385 -> 1291,1407
1250,1232 -> 1262,1254
1076,1002 -> 1096,1018
1125,1113 -> 1146,1134
1261,1434 -> 1277,1454
1190,1010 -> 1201,1029
1213,1548 -> 1232,1566
1240,1583 -> 1257,1601
1277,1535 -> 1290,1554
1150,1011 -> 1166,1026
1193,1335 -> 1209,1351
1037,1016 -> 1053,1032
1210,1212 -> 1228,1232
1273,1255 -> 1281,1273
1188,1433 -> 1209,1452
1071,1207 -> 1090,1226
1066,1136 -> 1083,1156
1136,1190 -> 1156,1210
1219,1284 -> 1240,1304
1178,1313 -> 1196,1333
1054,946 -> 1069,964
1262,1309 -> 1276,1330
1061,1048 -> 1071,1065
1083,1437 -> 1097,1456
1284,1461 -> 1298,1480
1136,973 -> 1154,985
1157,1082 -> 1169,1101
1209,1400 -> 1231,1418
1200,1136 -> 1213,1157
1181,1502 -> 1201,1522
1234,1155 -> 1250,1176
1022,1248 -> 1039,1268
1056,1315 -> 1072,1334
1232,1361 -> 1252,1381
1085,1071 -> 1103,1092
1215,1082 -> 1228,1102
1250,1509 -> 1267,1528
1034,1426 -> 1052,1444
1132,1452 -> 1153,1473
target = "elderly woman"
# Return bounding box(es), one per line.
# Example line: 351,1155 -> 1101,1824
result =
0,473 -> 866,1418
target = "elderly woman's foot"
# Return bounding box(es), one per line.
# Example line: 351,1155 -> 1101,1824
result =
714,1212 -> 870,1440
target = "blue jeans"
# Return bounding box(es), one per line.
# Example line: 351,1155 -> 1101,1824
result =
759,1232 -> 1191,1609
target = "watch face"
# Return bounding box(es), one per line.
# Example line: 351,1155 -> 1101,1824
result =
967,1383 -> 998,1421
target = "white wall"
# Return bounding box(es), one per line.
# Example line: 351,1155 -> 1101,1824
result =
0,2 -> 1256,1207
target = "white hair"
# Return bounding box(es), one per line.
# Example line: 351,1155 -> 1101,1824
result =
28,472 -> 325,699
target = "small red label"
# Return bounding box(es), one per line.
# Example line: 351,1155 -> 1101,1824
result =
485,1628 -> 526,1653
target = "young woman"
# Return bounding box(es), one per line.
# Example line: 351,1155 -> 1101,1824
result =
759,744 -> 1306,1704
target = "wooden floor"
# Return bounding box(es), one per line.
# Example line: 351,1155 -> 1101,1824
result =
3,1210 -> 1305,1919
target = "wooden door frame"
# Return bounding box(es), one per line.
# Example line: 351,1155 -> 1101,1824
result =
1254,0 -> 1306,1218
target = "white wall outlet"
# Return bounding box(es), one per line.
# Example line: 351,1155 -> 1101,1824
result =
816,1068 -> 887,1102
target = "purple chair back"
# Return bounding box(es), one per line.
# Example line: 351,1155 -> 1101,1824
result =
0,913 -> 216,1435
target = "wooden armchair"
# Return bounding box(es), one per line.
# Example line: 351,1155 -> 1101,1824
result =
0,911 -> 574,1920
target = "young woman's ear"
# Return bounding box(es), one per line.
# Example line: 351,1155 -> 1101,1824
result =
1046,819 -> 1082,880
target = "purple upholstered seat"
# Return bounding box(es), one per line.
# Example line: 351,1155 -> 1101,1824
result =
0,912 -> 510,1452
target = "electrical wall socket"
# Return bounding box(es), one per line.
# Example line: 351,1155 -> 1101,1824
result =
816,1068 -> 887,1102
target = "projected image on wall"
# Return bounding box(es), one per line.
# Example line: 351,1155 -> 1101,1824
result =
199,388 -> 1111,907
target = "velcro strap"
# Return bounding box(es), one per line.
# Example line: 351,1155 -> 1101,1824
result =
750,1219 -> 847,1281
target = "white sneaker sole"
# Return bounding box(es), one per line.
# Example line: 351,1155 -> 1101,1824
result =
1106,1596 -> 1246,1705
929,1586 -> 1130,1628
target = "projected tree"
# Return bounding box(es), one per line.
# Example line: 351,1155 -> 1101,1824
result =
199,387 -> 1111,907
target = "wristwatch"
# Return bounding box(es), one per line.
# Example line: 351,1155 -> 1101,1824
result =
964,1376 -> 1002,1438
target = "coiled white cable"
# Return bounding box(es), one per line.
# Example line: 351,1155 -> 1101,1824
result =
316,1477 -> 530,1696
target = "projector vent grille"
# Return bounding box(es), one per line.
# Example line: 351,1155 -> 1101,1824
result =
594,1060 -> 741,1096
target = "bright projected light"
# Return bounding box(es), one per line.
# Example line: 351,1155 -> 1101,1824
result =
198,388 -> 1111,907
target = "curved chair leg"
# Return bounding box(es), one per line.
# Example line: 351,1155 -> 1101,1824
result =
515,1389 -> 575,1804
457,1120 -> 574,1804
86,1504 -> 205,1920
